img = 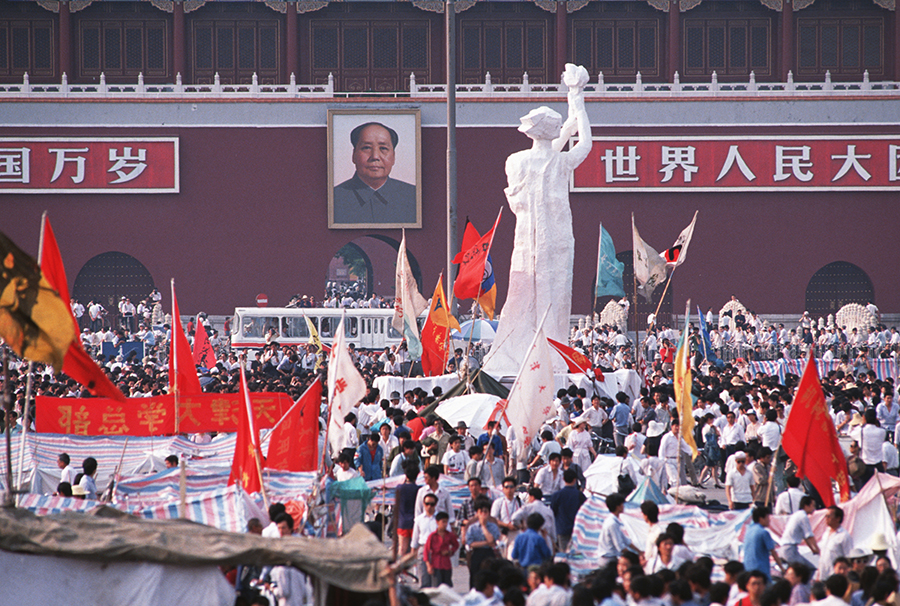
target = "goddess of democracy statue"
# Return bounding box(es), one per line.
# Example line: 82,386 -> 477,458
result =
485,64 -> 593,375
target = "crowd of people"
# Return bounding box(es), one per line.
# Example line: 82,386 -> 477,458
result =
3,288 -> 900,606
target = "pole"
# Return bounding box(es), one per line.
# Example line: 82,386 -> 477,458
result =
3,347 -> 13,507
171,278 -> 180,434
15,212 -> 48,502
446,0 -> 458,315
652,267 -> 676,327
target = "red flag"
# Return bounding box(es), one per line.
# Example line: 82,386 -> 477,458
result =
192,320 -> 216,369
266,378 -> 322,472
452,210 -> 501,300
546,338 -> 604,382
40,217 -> 126,402
782,353 -> 850,507
229,364 -> 265,492
421,274 -> 460,377
169,282 -> 202,395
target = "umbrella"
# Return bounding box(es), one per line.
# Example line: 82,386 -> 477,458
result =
450,319 -> 499,342
433,392 -> 503,439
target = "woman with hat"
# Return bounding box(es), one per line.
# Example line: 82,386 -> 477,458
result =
566,415 -> 595,472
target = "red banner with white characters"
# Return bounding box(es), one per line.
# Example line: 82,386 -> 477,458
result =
571,136 -> 900,191
36,392 -> 296,436
0,138 -> 179,193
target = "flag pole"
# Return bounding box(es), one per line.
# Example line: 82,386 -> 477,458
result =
171,278 -> 180,434
652,266 -> 676,327
15,212 -> 47,503
3,346 -> 14,507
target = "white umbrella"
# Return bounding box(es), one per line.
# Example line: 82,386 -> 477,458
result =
434,392 -> 503,439
450,319 -> 499,343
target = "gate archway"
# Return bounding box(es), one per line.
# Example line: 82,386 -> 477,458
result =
72,252 -> 156,326
805,261 -> 874,318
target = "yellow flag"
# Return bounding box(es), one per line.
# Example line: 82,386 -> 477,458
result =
674,303 -> 698,459
0,231 -> 75,369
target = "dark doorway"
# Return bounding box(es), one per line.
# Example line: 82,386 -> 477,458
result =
805,261 -> 874,318
72,252 -> 156,327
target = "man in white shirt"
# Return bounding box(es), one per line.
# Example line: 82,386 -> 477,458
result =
511,487 -> 557,551
817,505 -> 854,581
595,493 -> 641,568
414,465 -> 455,523
774,475 -> 807,515
659,420 -> 693,489
851,408 -> 886,486
780,496 -> 820,569
758,409 -> 782,450
441,435 -> 470,477
411,494 -> 439,587
724,452 -> 754,510
57,453 -> 77,485
533,452 -> 564,496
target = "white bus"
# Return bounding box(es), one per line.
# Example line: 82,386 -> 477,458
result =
230,307 -> 424,350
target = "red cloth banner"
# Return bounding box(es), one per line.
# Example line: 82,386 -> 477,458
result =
266,378 -> 322,472
36,392 -> 294,436
572,136 -> 900,191
0,138 -> 179,193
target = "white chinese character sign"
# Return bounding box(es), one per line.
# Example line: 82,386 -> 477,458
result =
571,136 -> 900,191
0,138 -> 178,193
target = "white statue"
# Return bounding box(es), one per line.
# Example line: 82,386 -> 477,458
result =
485,64 -> 593,375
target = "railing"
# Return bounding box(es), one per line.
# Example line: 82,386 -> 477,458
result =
1,69 -> 898,100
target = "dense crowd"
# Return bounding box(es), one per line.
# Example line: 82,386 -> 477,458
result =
4,289 -> 900,606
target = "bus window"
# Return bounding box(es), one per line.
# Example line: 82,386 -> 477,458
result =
231,315 -> 239,335
283,317 -> 310,339
319,317 -> 334,338
345,317 -> 358,337
388,323 -> 401,339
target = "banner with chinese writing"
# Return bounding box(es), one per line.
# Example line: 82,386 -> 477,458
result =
0,138 -> 178,193
36,392 -> 295,436
571,136 -> 900,191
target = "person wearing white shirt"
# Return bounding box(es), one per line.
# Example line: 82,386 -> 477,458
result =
659,421 -> 693,488
774,476 -> 807,515
882,441 -> 899,475
779,497 -> 820,569
441,435 -> 470,477
57,453 -> 77,486
411,497 -> 439,587
724,453 -> 754,509
757,410 -> 782,450
414,466 -> 455,523
876,393 -> 899,435
817,506 -> 854,581
850,409 -> 887,486
595,493 -> 640,568
533,453 -> 564,496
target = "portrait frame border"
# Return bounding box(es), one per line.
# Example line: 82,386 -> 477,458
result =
327,108 -> 422,230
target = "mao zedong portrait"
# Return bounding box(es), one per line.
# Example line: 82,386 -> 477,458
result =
333,122 -> 417,225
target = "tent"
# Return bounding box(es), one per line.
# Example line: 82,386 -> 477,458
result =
626,477 -> 673,505
433,393 -> 504,439
0,506 -> 391,604
418,370 -> 510,419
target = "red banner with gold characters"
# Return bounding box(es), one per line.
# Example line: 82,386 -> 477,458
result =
36,392 -> 297,436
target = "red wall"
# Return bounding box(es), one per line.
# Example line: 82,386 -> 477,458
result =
3,122 -> 898,316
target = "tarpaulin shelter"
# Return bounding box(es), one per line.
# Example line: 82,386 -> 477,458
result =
0,506 -> 391,604
418,370 -> 510,419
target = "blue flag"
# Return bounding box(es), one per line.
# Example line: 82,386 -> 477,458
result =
697,305 -> 724,368
595,223 -> 626,298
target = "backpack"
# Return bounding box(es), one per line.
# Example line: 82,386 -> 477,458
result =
617,461 -> 637,495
